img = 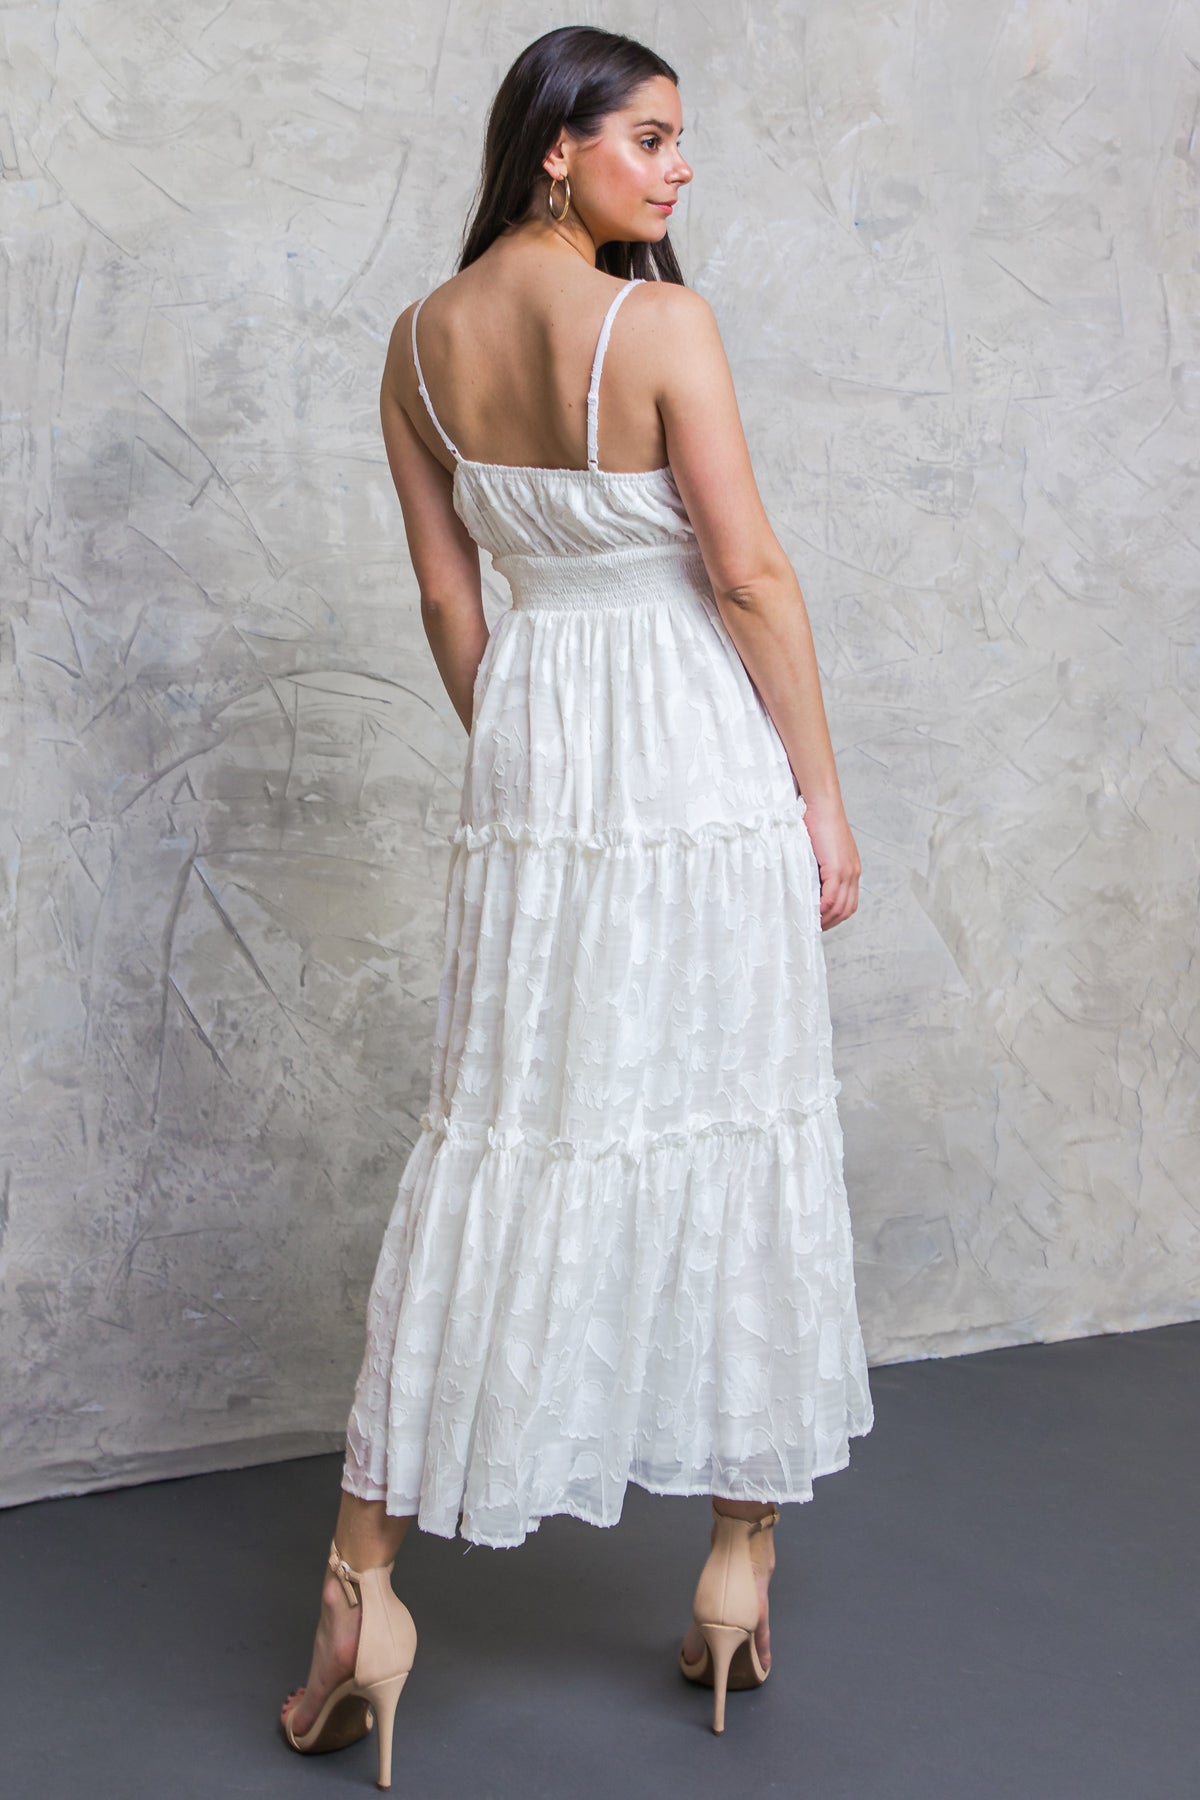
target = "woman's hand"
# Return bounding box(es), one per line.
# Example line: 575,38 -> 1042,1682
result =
801,795 -> 861,930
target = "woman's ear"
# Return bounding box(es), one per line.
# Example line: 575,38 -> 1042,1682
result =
542,130 -> 570,181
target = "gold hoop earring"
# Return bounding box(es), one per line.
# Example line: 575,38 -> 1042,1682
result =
548,173 -> 571,222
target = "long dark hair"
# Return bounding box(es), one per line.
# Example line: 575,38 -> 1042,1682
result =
457,26 -> 686,285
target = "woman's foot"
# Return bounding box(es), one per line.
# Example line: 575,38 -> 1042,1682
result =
680,1499 -> 777,1674
280,1495 -> 413,1738
280,1563 -> 365,1737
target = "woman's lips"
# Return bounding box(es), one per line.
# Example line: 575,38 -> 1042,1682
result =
650,200 -> 675,213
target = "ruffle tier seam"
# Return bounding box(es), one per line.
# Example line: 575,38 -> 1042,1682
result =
448,804 -> 808,853
417,1090 -> 841,1162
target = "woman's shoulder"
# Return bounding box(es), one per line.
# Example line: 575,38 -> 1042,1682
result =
620,280 -> 723,377
385,272 -> 473,378
627,276 -> 714,329
391,269 -> 468,334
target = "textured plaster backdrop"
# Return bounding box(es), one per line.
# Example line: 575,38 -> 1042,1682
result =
2,0 -> 1198,1507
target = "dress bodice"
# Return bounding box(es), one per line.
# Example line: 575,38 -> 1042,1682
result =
452,460 -> 695,560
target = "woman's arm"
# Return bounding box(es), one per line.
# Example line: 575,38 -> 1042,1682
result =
639,283 -> 861,930
379,305 -> 489,735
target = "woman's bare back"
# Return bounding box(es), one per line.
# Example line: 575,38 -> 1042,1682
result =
398,247 -> 672,477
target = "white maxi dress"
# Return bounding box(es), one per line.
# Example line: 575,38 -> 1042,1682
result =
341,277 -> 874,1548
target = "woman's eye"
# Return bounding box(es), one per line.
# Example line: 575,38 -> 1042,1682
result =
640,135 -> 660,151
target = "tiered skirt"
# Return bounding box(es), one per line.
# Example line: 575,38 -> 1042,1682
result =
342,539 -> 873,1547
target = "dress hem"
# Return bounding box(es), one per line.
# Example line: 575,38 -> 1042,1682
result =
339,1411 -> 874,1550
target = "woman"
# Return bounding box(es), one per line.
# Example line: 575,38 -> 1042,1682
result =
281,24 -> 873,1782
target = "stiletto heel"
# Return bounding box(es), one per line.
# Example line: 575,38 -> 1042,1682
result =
367,1671 -> 411,1790
679,1501 -> 781,1734
697,1621 -> 753,1734
283,1537 -> 418,1789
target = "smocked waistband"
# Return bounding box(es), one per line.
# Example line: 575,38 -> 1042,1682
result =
491,538 -> 712,611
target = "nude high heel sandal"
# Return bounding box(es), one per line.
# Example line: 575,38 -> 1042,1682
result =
283,1537 -> 418,1790
679,1501 -> 781,1734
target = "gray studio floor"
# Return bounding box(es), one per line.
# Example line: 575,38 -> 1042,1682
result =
5,1320 -> 1196,1800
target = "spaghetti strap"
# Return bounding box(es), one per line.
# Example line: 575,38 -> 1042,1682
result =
587,278 -> 645,473
411,292 -> 462,463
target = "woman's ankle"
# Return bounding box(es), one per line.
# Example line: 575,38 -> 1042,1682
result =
334,1492 -> 415,1568
712,1496 -> 778,1522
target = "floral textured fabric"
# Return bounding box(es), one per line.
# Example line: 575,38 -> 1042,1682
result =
341,279 -> 874,1548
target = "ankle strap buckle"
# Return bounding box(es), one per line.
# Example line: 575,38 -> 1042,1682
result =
326,1537 -> 397,1607
327,1540 -> 361,1607
748,1506 -> 781,1534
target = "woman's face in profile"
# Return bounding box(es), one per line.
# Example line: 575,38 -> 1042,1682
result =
564,75 -> 693,246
